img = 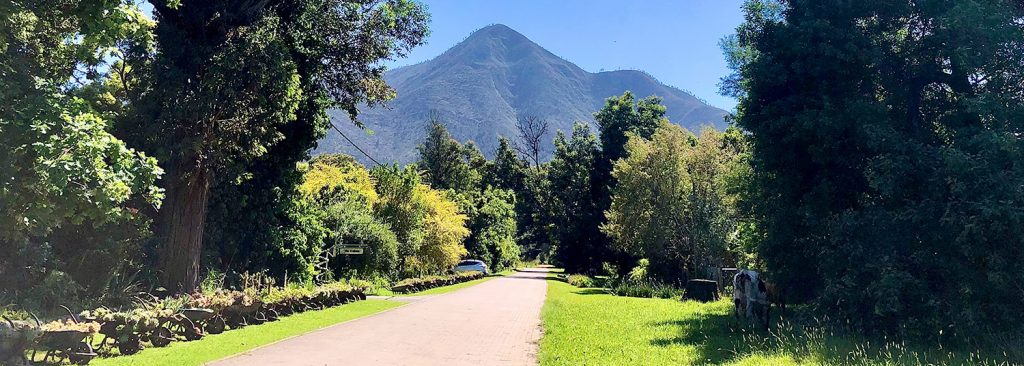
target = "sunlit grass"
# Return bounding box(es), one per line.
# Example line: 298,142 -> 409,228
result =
539,278 -> 1017,366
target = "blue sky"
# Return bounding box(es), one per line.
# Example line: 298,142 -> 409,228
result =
388,0 -> 746,111
139,0 -> 745,110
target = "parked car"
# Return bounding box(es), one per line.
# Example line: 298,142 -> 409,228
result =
453,260 -> 489,275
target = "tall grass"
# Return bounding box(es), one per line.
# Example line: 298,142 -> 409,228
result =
610,278 -> 683,299
729,316 -> 1022,365
562,272 -> 684,299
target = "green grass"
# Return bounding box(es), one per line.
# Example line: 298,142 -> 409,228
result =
539,278 -> 1016,366
90,300 -> 402,366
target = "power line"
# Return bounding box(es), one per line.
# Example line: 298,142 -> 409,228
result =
329,121 -> 382,166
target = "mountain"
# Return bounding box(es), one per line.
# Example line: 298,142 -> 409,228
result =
316,24 -> 729,164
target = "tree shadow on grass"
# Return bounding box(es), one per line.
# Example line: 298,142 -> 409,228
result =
572,288 -> 611,295
649,311 -> 755,364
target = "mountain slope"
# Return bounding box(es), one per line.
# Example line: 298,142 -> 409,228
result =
316,24 -> 729,164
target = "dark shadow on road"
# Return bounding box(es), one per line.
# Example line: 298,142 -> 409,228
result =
515,268 -> 554,273
496,275 -> 552,282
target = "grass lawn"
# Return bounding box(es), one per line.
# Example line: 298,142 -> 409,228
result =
89,299 -> 402,366
539,278 -> 1016,366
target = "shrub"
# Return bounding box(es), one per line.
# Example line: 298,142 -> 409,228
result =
628,259 -> 649,282
566,274 -> 596,288
610,278 -> 683,299
390,271 -> 484,294
324,198 -> 400,280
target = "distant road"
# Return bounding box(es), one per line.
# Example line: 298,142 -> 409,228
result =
209,269 -> 550,366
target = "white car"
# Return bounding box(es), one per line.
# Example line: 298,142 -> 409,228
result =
453,260 -> 489,275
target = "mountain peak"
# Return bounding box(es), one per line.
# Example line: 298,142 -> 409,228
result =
457,24 -> 538,52
467,24 -> 528,41
439,23 -> 549,67
319,24 -> 728,164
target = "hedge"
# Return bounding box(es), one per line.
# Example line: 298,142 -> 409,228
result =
1,280 -> 370,365
390,271 -> 484,294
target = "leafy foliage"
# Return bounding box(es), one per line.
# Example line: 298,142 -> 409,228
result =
0,0 -> 163,311
462,187 -> 520,272
371,164 -> 470,277
120,0 -> 428,292
371,165 -> 428,273
322,199 -> 400,280
595,91 -> 667,167
417,122 -> 522,272
727,0 -> 1024,333
545,92 -> 672,275
417,116 -> 480,192
407,187 -> 470,275
547,123 -> 605,274
565,274 -> 596,288
604,123 -> 744,281
486,137 -> 548,260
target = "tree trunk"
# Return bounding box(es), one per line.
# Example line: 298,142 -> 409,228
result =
160,161 -> 211,294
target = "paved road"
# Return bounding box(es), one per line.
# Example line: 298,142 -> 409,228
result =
210,269 -> 549,366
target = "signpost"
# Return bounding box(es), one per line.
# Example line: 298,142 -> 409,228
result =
314,241 -> 367,284
337,246 -> 364,255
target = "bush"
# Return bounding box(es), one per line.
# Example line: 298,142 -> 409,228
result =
55,277 -> 371,361
610,278 -> 683,299
324,198 -> 400,280
390,271 -> 484,294
566,274 -> 596,288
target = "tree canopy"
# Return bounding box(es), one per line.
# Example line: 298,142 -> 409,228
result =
604,123 -> 743,281
121,0 -> 428,292
0,0 -> 164,309
726,0 -> 1024,332
547,123 -> 604,273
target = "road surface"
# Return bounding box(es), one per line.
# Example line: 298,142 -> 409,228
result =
209,268 -> 550,366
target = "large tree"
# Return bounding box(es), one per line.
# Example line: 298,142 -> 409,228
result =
0,0 -> 163,307
461,186 -> 519,272
513,115 -> 549,170
417,116 -> 479,192
604,123 -> 742,282
595,92 -> 667,169
547,123 -> 605,273
124,0 -> 427,292
727,0 -> 1024,332
486,137 -> 548,260
562,91 -> 668,274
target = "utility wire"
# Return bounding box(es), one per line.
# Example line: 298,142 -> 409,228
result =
329,121 -> 382,166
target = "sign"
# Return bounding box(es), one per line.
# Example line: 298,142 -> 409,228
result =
339,247 -> 364,255
332,244 -> 365,256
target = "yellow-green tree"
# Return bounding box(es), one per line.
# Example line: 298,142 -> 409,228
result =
300,156 -> 398,279
405,186 -> 469,275
300,160 -> 378,208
